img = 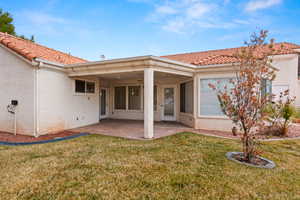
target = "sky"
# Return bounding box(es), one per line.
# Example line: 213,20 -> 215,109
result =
1,0 -> 300,61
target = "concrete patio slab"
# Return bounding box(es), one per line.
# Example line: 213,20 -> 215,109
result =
72,119 -> 194,140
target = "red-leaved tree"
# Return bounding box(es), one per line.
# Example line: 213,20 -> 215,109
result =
209,30 -> 280,162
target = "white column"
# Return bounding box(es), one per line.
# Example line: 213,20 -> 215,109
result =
144,68 -> 154,139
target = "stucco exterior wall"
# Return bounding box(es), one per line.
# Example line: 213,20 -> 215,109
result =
37,68 -> 100,135
0,46 -> 35,135
193,54 -> 300,131
272,54 -> 300,107
194,71 -> 236,131
179,113 -> 194,127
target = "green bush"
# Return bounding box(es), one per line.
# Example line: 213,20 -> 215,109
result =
263,96 -> 295,136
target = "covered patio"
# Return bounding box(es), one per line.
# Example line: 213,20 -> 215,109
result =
66,56 -> 196,139
71,119 -> 194,139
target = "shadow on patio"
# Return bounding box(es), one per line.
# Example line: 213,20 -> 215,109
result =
72,119 -> 194,140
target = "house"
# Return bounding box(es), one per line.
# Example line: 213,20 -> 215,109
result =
0,32 -> 299,138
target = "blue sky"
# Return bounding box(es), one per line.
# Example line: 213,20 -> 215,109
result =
1,0 -> 299,61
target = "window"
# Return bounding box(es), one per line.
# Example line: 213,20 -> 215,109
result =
180,81 -> 193,114
115,87 -> 126,110
75,80 -> 86,93
261,79 -> 272,98
86,82 -> 95,93
200,78 -> 233,116
154,86 -> 157,111
75,80 -> 95,94
128,86 -> 141,110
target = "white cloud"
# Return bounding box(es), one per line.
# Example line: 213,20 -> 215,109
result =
22,11 -> 67,26
186,2 -> 212,19
155,5 -> 178,15
245,0 -> 282,12
130,0 -> 255,34
162,18 -> 186,33
146,0 -> 219,33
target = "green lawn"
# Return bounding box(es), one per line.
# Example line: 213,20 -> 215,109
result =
0,133 -> 299,200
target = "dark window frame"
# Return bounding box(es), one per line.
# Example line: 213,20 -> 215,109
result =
114,86 -> 127,110
180,81 -> 193,114
75,80 -> 96,94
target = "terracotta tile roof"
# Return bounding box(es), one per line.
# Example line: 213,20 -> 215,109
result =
0,32 -> 87,65
163,42 -> 300,66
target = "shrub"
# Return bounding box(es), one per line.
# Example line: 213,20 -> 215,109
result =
263,92 -> 295,136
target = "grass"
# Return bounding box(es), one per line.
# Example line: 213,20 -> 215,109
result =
0,133 -> 299,200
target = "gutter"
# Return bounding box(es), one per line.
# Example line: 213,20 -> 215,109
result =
34,58 -> 66,71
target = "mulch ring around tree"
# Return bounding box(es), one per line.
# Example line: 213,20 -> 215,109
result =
0,131 -> 89,146
226,152 -> 276,169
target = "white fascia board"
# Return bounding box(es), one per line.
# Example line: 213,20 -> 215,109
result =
33,58 -> 66,71
65,55 -> 154,68
65,55 -> 197,70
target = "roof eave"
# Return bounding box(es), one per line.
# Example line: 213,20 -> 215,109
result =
65,55 -> 197,69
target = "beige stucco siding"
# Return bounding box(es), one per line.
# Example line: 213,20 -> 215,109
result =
194,71 -> 236,131
193,54 -> 299,131
37,68 -> 100,135
0,46 -> 35,135
272,54 -> 300,106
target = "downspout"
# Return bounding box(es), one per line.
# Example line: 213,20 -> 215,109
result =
33,61 -> 42,137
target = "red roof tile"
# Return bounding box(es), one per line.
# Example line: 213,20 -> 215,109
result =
0,32 -> 87,65
163,42 -> 300,66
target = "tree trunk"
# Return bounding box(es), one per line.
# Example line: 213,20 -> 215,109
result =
242,130 -> 252,162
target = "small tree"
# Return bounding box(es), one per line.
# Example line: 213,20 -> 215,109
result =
0,8 -> 16,35
0,8 -> 35,42
209,30 -> 278,162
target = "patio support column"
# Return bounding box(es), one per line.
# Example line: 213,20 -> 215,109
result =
144,68 -> 154,139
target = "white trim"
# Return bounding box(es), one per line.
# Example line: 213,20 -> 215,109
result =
66,55 -> 196,69
198,115 -> 229,119
34,58 -> 65,68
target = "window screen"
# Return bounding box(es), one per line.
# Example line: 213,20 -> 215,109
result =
200,78 -> 233,116
115,87 -> 126,110
128,86 -> 141,110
